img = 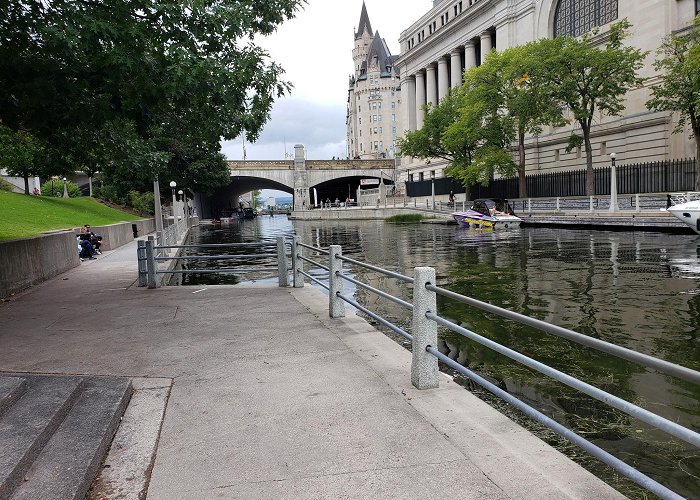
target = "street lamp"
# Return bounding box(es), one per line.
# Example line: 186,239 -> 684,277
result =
178,189 -> 184,220
169,181 -> 177,220
431,170 -> 436,210
62,177 -> 68,198
609,153 -> 619,212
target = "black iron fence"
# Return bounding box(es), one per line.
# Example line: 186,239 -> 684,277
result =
406,158 -> 697,199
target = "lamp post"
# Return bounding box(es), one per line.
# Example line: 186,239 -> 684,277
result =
178,189 -> 184,221
169,181 -> 177,221
609,153 -> 619,212
431,170 -> 435,210
62,177 -> 68,198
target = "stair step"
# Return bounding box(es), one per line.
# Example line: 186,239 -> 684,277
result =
0,377 -> 27,419
0,376 -> 84,500
10,377 -> 132,500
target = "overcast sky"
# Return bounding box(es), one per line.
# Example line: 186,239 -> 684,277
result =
220,0 -> 434,165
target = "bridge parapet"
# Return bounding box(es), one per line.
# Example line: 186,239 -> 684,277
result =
228,160 -> 293,170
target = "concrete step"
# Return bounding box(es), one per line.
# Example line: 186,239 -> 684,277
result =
0,376 -> 84,500
0,377 -> 27,419
0,375 -> 132,500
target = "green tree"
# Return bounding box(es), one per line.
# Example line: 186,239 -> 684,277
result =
647,15 -> 700,190
0,125 -> 44,194
0,0 -> 305,193
535,20 -> 646,195
465,45 -> 566,198
397,89 -> 515,194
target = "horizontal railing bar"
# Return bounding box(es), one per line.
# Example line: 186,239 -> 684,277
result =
300,270 -> 329,291
156,268 -> 273,274
338,273 -> 413,311
336,255 -> 414,283
155,254 -> 277,261
337,293 -> 412,341
426,312 -> 700,448
426,284 -> 700,386
426,346 -> 682,500
298,242 -> 330,255
298,255 -> 330,272
155,243 -> 271,249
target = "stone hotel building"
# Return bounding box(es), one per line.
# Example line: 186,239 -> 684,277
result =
393,0 -> 700,193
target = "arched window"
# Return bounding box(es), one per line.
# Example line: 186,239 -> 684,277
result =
553,0 -> 618,38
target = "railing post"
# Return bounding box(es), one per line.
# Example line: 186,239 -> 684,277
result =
292,236 -> 304,288
411,267 -> 439,390
277,237 -> 289,287
589,196 -> 594,213
527,198 -> 532,214
137,240 -> 147,287
635,193 -> 641,212
555,197 -> 561,213
146,237 -> 158,289
328,245 -> 344,318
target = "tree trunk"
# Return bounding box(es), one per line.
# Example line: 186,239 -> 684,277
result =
583,126 -> 594,196
23,174 -> 29,195
518,129 -> 527,198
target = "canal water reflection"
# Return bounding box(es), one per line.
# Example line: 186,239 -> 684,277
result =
181,216 -> 700,498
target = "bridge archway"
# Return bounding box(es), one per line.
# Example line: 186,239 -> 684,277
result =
309,175 -> 394,206
196,175 -> 292,219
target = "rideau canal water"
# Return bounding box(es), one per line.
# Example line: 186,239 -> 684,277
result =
176,215 -> 699,498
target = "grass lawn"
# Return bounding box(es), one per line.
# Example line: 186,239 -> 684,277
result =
0,191 -> 143,241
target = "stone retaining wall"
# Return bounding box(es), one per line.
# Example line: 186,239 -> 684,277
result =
0,218 -> 156,299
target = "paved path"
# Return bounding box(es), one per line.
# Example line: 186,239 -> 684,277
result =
0,238 -> 624,499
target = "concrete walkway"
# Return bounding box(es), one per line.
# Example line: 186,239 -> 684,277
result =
0,238 -> 624,499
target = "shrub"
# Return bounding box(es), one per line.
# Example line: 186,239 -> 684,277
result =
40,178 -> 81,197
385,213 -> 424,223
93,184 -> 127,205
128,190 -> 155,215
0,177 -> 15,192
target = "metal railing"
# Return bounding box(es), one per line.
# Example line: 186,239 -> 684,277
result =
288,238 -> 700,500
137,233 -> 699,498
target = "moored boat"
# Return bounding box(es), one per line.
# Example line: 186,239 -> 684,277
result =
666,192 -> 700,235
452,198 -> 522,229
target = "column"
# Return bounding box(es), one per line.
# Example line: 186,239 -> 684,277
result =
415,71 -> 426,129
450,49 -> 462,89
464,41 -> 477,71
480,31 -> 493,62
437,58 -> 449,101
425,64 -> 437,106
404,74 -> 417,132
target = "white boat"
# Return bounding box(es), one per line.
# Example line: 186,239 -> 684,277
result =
666,192 -> 700,235
452,198 -> 522,229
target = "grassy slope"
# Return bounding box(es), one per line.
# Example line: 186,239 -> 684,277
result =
0,192 -> 142,241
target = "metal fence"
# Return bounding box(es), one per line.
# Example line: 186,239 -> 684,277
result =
138,236 -> 700,498
406,158 -> 698,199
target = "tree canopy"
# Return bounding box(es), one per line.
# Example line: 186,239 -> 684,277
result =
535,20 -> 645,195
0,0 -> 306,196
647,15 -> 700,190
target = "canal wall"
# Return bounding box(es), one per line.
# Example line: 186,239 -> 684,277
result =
0,218 -> 156,299
290,207 -> 448,221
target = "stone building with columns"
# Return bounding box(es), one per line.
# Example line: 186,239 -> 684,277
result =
396,0 -> 700,196
346,2 -> 403,162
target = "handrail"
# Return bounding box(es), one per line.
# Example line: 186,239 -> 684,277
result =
298,242 -> 329,255
425,284 -> 700,385
336,254 -> 414,283
289,238 -> 699,499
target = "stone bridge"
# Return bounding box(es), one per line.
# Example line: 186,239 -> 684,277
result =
198,144 -> 396,217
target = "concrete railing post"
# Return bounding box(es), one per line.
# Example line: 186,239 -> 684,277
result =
411,267 -> 439,390
555,197 -> 561,213
292,236 -> 304,288
277,237 -> 289,287
527,198 -> 532,214
635,193 -> 641,212
589,196 -> 594,213
137,240 -> 147,287
146,237 -> 159,289
328,245 -> 344,318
